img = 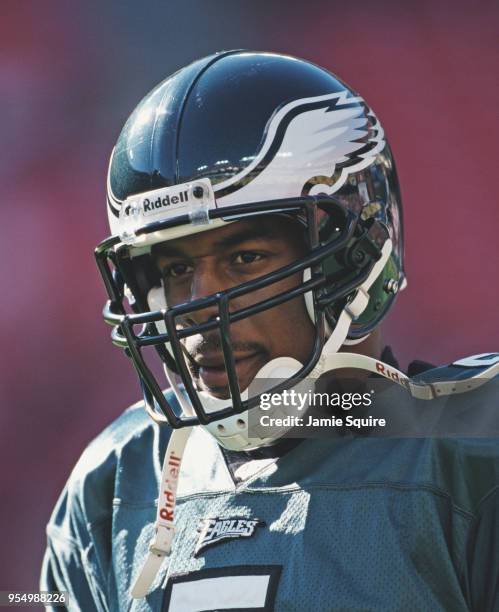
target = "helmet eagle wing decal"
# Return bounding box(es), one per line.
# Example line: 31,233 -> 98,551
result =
215,91 -> 385,206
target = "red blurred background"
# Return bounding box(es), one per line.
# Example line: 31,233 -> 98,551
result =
1,0 -> 498,594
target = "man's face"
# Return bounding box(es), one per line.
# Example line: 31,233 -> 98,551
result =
152,216 -> 316,399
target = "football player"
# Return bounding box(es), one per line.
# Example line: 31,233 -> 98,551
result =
41,51 -> 499,611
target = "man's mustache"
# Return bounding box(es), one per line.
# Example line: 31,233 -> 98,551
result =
182,332 -> 268,363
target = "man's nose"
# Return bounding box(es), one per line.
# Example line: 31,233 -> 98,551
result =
183,263 -> 227,326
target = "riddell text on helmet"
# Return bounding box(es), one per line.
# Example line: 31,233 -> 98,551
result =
143,190 -> 189,213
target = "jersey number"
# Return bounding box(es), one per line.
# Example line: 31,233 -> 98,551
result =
163,565 -> 282,611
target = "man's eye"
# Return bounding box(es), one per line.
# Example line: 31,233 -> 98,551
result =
232,251 -> 264,265
164,262 -> 193,278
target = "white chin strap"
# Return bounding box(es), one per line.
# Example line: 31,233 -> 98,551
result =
303,267 -> 370,347
130,424 -> 192,598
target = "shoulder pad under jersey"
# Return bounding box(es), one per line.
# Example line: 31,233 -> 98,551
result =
407,352 -> 499,403
413,352 -> 499,383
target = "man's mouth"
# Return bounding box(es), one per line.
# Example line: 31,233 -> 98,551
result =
194,352 -> 265,396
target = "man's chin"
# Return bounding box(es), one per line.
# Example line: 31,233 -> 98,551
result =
195,375 -> 244,401
198,384 -> 232,400
193,353 -> 268,400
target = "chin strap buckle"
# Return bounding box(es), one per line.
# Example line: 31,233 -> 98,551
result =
345,287 -> 370,319
148,523 -> 175,557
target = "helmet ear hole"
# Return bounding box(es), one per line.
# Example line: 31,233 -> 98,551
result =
316,202 -> 348,244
